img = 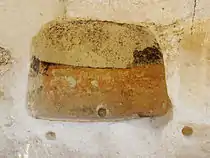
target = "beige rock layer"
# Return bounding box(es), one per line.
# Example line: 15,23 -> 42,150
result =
32,19 -> 161,68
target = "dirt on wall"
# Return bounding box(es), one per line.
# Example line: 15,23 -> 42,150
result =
32,19 -> 163,68
27,19 -> 171,121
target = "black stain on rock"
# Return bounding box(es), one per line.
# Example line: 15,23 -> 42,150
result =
132,46 -> 163,66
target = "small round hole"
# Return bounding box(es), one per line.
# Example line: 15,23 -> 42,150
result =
182,126 -> 193,136
45,131 -> 56,140
97,108 -> 107,118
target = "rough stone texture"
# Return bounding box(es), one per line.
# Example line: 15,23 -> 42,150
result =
32,19 -> 160,68
0,0 -> 210,157
28,19 -> 170,121
28,60 -> 170,120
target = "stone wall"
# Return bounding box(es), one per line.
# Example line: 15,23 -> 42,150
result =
0,0 -> 210,157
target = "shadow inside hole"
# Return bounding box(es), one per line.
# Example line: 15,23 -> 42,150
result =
97,108 -> 107,118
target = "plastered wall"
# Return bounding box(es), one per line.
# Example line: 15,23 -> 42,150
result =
0,0 -> 210,157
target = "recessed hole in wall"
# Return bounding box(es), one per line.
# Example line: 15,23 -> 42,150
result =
182,126 -> 193,136
97,107 -> 107,118
27,19 -> 171,121
45,131 -> 56,140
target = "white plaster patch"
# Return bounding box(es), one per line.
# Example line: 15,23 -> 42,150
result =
66,76 -> 77,88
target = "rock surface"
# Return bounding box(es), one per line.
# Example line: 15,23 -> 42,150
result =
0,0 -> 210,157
